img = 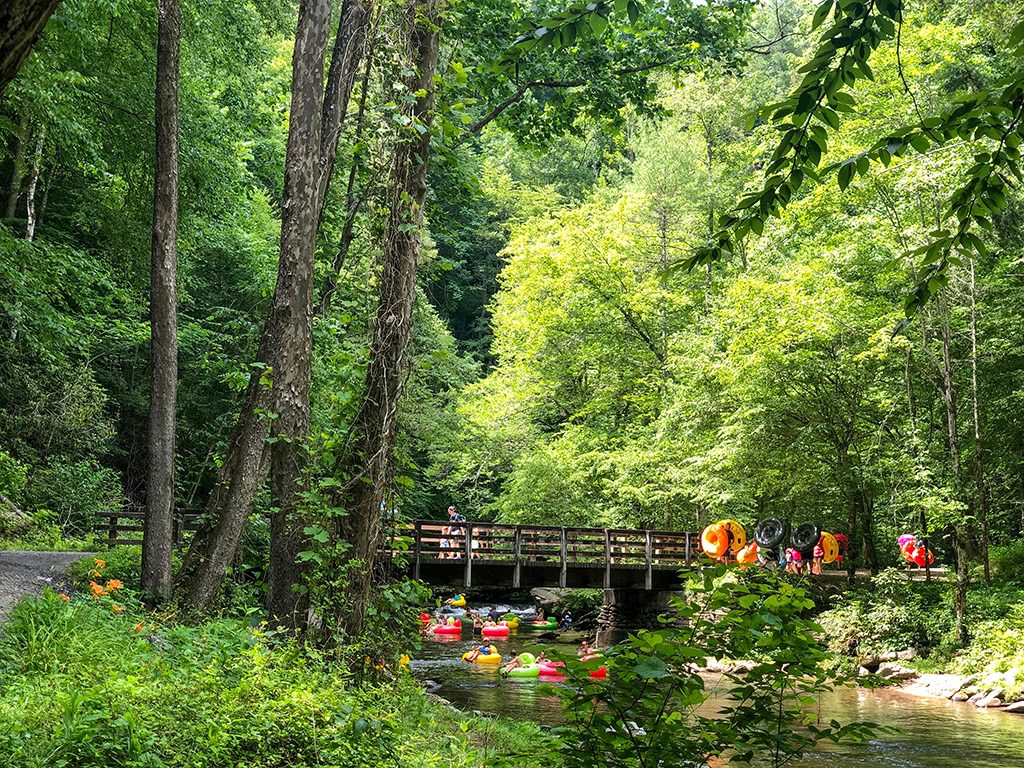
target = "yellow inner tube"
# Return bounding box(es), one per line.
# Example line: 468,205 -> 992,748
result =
462,649 -> 501,664
820,532 -> 839,564
502,615 -> 520,628
717,519 -> 747,553
701,523 -> 729,558
448,594 -> 466,607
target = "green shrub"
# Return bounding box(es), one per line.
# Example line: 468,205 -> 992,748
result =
65,547 -> 142,592
25,458 -> 121,536
0,449 -> 27,502
817,568 -> 953,658
990,542 -> 1024,586
0,593 -> 546,768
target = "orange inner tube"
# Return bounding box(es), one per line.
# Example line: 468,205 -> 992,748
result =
717,519 -> 747,553
701,523 -> 729,558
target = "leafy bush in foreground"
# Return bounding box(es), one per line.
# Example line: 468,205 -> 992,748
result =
0,592 -> 545,768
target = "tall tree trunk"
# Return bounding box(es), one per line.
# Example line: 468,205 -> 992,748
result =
142,0 -> 181,606
967,260 -> 990,585
5,112 -> 30,221
176,1 -> 371,612
938,297 -> 970,646
0,0 -> 63,97
263,0 -> 333,627
341,0 -> 443,638
22,128 -> 43,240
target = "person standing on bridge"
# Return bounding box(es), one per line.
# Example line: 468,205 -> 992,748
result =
440,505 -> 465,559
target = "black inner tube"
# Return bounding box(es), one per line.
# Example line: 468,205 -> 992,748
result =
791,522 -> 821,553
754,518 -> 788,550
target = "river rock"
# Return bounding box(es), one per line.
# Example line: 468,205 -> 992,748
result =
877,663 -> 917,681
1003,701 -> 1024,713
951,693 -> 970,702
858,666 -> 872,677
976,688 -> 1005,708
896,648 -> 919,661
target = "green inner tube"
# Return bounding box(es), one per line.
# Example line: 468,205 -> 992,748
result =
507,664 -> 540,678
518,652 -> 537,665
528,619 -> 557,630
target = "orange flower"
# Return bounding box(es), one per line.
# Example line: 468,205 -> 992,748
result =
105,579 -> 123,592
111,604 -> 124,613
134,622 -> 145,632
89,582 -> 106,599
89,570 -> 101,578
94,559 -> 106,569
58,593 -> 70,602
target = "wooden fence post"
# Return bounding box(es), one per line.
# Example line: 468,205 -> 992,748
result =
645,529 -> 653,590
107,514 -> 118,547
685,531 -> 691,568
464,523 -> 473,587
559,527 -> 568,588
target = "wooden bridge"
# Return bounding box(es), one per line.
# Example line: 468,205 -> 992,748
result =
397,521 -> 697,591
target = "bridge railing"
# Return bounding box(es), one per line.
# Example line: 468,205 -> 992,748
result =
393,521 -> 694,589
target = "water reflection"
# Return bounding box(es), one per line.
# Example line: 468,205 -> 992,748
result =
410,629 -> 1024,767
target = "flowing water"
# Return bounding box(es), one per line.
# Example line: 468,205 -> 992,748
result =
410,613 -> 1024,768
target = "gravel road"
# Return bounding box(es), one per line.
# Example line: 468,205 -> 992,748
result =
0,550 -> 92,618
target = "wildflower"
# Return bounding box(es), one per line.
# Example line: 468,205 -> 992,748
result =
134,622 -> 145,632
59,594 -> 70,602
94,559 -> 106,569
111,604 -> 124,614
89,570 -> 101,578
106,579 -> 123,592
89,582 -> 106,599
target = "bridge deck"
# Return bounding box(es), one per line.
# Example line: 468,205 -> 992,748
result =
396,521 -> 696,590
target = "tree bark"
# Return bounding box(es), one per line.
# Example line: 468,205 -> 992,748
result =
341,0 -> 443,638
262,0 -> 334,628
142,0 -> 181,606
5,112 -> 30,222
0,0 -> 63,98
22,128 -> 43,241
938,297 -> 970,646
967,260 -> 990,585
175,0 -> 372,613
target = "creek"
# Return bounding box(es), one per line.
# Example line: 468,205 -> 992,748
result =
410,611 -> 1024,767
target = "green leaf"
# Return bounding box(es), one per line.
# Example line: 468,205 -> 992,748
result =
627,0 -> 640,25
838,162 -> 853,190
811,1 -> 833,30
589,12 -> 608,36
633,656 -> 669,679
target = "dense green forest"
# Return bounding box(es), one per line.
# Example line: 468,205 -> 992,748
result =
6,0 -> 1021,583
4,0 -> 1024,764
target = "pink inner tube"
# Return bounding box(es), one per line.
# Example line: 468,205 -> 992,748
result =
481,625 -> 510,638
433,623 -> 462,635
538,661 -> 565,675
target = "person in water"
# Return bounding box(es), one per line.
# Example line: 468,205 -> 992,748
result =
559,610 -> 573,630
472,614 -> 484,634
501,656 -> 523,675
578,640 -> 592,657
465,644 -> 495,662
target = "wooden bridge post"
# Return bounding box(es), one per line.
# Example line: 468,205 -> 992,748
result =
464,523 -> 473,587
685,531 -> 691,567
603,529 -> 611,589
644,530 -> 653,590
413,520 -> 422,580
559,527 -> 568,588
513,527 -> 522,588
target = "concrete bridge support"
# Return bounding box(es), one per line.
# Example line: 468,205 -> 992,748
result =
595,588 -> 676,647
